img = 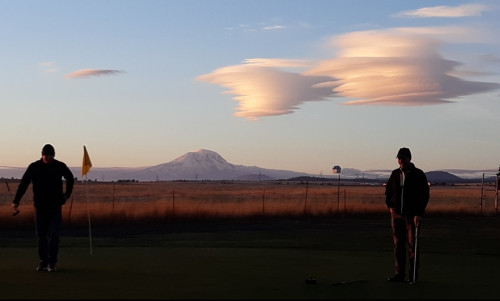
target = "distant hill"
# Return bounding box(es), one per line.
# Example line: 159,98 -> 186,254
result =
425,171 -> 464,184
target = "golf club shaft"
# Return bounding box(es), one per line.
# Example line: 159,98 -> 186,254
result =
413,225 -> 419,283
6,182 -> 19,216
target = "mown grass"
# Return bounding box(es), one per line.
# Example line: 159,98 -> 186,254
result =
1,215 -> 500,299
1,180 -> 499,299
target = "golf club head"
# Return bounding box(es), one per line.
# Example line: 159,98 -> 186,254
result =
13,209 -> 20,216
305,277 -> 317,284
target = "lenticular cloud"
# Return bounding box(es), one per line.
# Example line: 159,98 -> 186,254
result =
66,69 -> 124,79
197,59 -> 335,120
198,27 -> 500,118
306,29 -> 500,106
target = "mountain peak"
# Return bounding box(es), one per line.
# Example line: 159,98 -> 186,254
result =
172,149 -> 231,168
194,148 -> 212,153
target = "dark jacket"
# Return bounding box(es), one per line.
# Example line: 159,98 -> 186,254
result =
385,163 -> 429,217
13,158 -> 74,208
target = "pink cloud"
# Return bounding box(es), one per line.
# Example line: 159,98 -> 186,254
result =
198,27 -> 500,118
306,29 -> 500,105
66,69 -> 124,79
197,60 -> 334,120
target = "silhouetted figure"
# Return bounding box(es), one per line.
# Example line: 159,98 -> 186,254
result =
385,147 -> 429,283
12,144 -> 74,272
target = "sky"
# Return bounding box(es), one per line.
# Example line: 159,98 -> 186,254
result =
1,0 -> 499,175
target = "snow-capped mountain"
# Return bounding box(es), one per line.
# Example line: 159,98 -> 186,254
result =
135,149 -> 311,181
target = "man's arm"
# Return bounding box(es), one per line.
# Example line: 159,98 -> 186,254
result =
12,165 -> 33,206
385,171 -> 395,208
415,170 -> 430,217
62,163 -> 74,199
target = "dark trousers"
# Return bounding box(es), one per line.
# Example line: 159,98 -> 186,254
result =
35,206 -> 62,266
390,212 -> 419,280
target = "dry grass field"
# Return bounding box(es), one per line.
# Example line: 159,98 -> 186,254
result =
1,180 -> 498,228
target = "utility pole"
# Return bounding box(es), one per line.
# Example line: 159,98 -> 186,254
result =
332,165 -> 341,214
496,165 -> 500,215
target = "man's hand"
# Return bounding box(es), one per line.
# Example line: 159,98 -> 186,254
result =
414,216 -> 421,227
61,194 -> 70,205
12,203 -> 20,216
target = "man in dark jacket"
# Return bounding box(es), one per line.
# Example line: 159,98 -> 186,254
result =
385,147 -> 429,283
12,144 -> 74,272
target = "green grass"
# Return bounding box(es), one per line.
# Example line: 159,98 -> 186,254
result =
1,216 -> 500,299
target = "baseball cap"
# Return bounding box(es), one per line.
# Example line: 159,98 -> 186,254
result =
42,144 -> 55,156
396,147 -> 411,160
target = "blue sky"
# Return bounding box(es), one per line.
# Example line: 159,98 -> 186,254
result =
1,0 -> 499,175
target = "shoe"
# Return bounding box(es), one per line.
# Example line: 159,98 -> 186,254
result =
387,275 -> 405,282
47,264 -> 57,272
408,273 -> 418,283
36,263 -> 48,272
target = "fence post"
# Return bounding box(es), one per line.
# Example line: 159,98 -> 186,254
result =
337,174 -> 341,215
262,189 -> 266,215
303,182 -> 309,214
496,171 -> 499,215
112,183 -> 115,219
480,173 -> 485,215
172,190 -> 175,216
343,189 -> 346,217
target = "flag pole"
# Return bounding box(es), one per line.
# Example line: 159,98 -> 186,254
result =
85,174 -> 93,255
82,145 -> 93,255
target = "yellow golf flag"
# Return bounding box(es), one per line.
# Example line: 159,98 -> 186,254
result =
82,145 -> 92,177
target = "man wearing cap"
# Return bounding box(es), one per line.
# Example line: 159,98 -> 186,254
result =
385,147 -> 429,283
12,144 -> 74,272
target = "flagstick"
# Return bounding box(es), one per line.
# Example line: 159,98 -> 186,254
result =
85,175 -> 93,255
82,145 -> 93,255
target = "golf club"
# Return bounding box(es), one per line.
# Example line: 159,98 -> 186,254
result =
5,182 -> 19,216
409,224 -> 419,285
331,279 -> 368,286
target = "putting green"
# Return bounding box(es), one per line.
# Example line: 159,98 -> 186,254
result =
1,216 -> 499,299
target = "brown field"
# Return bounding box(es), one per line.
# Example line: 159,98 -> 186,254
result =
1,180 -> 498,228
